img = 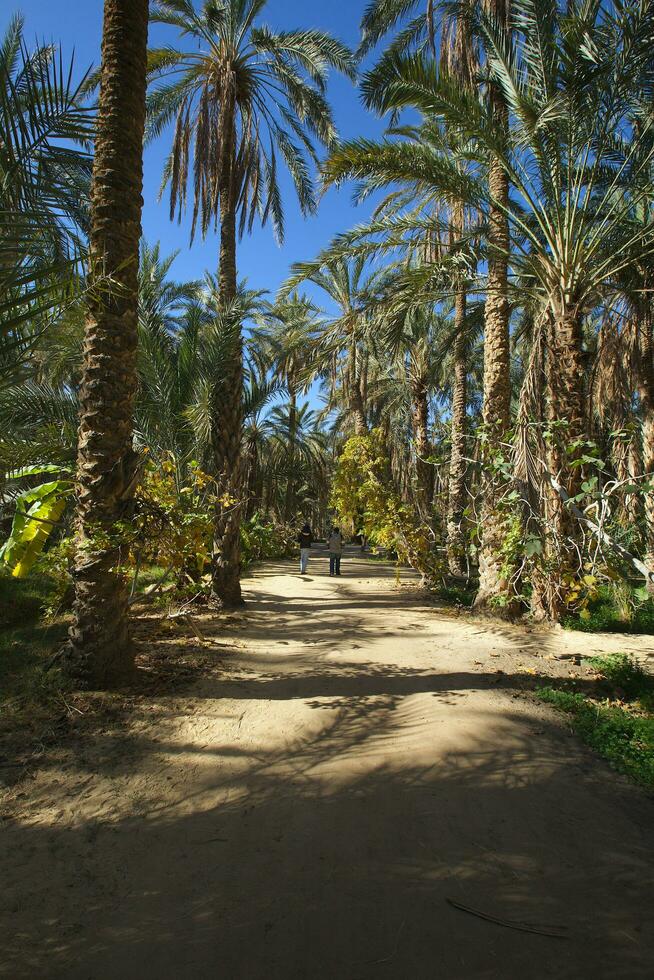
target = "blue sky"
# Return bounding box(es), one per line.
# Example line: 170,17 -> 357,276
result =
5,0 -> 387,302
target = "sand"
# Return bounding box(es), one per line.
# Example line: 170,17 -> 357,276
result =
1,551 -> 653,978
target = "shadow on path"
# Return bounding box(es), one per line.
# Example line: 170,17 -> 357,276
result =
2,559 -> 653,980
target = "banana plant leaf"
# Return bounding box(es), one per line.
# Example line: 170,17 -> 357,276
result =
0,478 -> 73,577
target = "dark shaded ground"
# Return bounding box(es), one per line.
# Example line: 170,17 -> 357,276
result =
1,556 -> 653,979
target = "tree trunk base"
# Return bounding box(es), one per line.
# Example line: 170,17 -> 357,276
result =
209,569 -> 245,610
64,557 -> 137,688
62,634 -> 137,690
209,594 -> 246,611
472,591 -> 521,622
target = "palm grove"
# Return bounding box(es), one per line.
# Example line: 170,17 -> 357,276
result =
2,0 -> 654,686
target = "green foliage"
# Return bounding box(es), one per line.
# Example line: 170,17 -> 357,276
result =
584,654 -> 654,709
331,430 -> 443,582
537,686 -> 654,789
0,15 -> 93,378
563,585 -> 654,635
434,584 -> 475,608
240,513 -> 295,567
32,537 -> 75,619
124,459 -> 216,587
0,466 -> 73,578
0,567 -> 70,727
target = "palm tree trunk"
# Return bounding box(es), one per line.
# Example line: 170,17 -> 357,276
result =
474,140 -> 512,610
412,376 -> 432,513
637,304 -> 654,591
349,338 -> 368,435
447,288 -> 468,577
284,389 -> 297,521
244,438 -> 258,519
541,305 -> 587,619
611,426 -> 632,525
627,425 -> 643,527
65,0 -> 149,687
211,97 -> 244,608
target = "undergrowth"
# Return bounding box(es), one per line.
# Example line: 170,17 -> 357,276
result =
563,584 -> 654,634
434,583 -> 476,608
0,569 -> 70,731
537,654 -> 654,789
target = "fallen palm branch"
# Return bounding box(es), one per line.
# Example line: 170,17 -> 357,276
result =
445,898 -> 569,939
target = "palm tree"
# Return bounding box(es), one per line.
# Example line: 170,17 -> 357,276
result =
65,0 -> 150,686
359,0 -> 438,58
0,15 -> 93,381
252,293 -> 320,518
284,257 -> 380,436
241,367 -> 282,517
360,0 -> 512,602
365,291 -> 438,513
335,0 -> 654,612
146,0 -> 355,606
266,399 -> 328,521
317,118 -> 482,559
446,279 -> 471,576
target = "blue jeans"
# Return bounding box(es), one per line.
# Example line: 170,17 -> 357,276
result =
300,548 -> 310,574
329,553 -> 341,575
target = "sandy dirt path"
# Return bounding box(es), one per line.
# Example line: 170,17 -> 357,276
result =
2,552 -> 653,979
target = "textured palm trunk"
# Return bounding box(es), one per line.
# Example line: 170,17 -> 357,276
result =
611,428 -> 632,525
210,94 -> 244,608
284,389 -> 298,521
411,376 -> 432,513
638,305 -> 654,591
540,305 -> 587,619
65,0 -> 148,686
528,316 -> 556,620
244,438 -> 258,519
474,139 -> 512,611
349,338 -> 368,436
447,288 -> 468,577
627,428 -> 643,527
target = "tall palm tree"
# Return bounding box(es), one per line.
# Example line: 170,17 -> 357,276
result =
0,15 -> 93,381
360,0 -> 511,602
321,0 -> 654,612
147,0 -> 355,606
266,399 -> 328,521
284,257 -> 378,436
437,9 -> 477,575
252,293 -> 319,518
446,276 -> 471,576
65,0 -> 150,686
365,291 -> 438,513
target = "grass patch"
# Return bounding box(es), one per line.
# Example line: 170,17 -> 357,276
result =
537,654 -> 654,789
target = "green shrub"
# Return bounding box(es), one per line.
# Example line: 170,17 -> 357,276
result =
240,513 -> 295,567
435,584 -> 475,608
584,653 -> 654,710
563,584 -> 654,634
0,568 -> 70,726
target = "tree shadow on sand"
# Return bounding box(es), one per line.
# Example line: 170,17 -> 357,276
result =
3,672 -> 653,979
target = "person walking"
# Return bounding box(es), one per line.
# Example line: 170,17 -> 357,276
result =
328,526 -> 343,577
298,522 -> 313,575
